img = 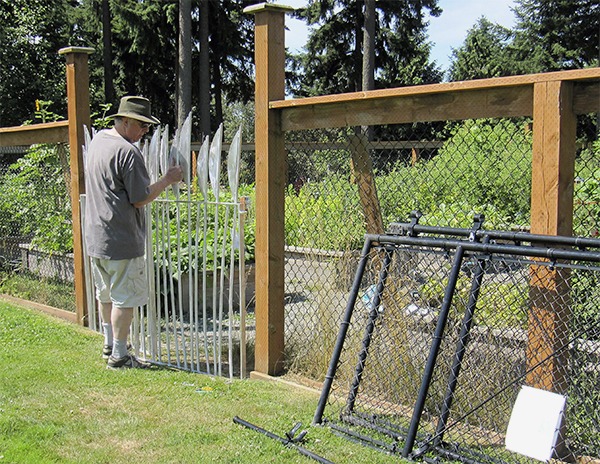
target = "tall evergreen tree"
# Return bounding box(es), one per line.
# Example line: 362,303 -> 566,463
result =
0,0 -> 79,126
191,1 -> 255,133
449,18 -> 513,81
510,0 -> 599,73
177,0 -> 192,127
109,1 -> 178,124
448,0 -> 598,81
1,1 -> 254,134
101,0 -> 115,105
290,0 -> 443,97
197,0 -> 211,139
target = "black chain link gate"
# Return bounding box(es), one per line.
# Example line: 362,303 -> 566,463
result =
314,212 -> 600,463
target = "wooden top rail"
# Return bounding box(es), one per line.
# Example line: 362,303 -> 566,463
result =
273,68 -> 600,131
0,121 -> 70,147
272,68 -> 600,108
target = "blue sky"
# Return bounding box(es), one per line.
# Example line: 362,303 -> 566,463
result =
282,0 -> 517,73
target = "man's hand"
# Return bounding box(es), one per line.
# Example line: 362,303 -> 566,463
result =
164,165 -> 184,184
133,165 -> 185,208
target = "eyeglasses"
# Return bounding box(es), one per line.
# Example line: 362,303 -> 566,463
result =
128,118 -> 151,129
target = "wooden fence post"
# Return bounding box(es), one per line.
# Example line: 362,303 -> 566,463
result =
244,3 -> 293,375
527,80 -> 576,394
59,47 -> 94,327
349,133 -> 384,235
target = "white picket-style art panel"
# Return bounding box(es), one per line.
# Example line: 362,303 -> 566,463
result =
81,116 -> 249,378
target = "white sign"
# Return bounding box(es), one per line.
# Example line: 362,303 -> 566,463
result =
505,385 -> 566,461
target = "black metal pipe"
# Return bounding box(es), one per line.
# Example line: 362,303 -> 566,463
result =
340,411 -> 405,441
434,245 -> 488,446
419,316 -> 600,451
367,233 -> 600,263
402,246 -> 465,458
432,444 -> 506,464
345,247 -> 394,413
388,221 -> 600,250
313,237 -> 374,425
233,416 -> 335,464
328,421 -> 399,453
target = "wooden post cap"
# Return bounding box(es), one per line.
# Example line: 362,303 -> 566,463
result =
243,3 -> 295,14
58,47 -> 95,55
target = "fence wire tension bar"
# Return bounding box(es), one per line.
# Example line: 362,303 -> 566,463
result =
313,210 -> 600,464
233,416 -> 334,464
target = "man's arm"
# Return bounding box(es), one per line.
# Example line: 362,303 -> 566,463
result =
133,165 -> 183,208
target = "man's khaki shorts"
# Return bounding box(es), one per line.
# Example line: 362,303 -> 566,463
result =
91,256 -> 149,308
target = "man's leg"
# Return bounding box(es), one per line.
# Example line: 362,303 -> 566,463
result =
100,301 -> 113,349
111,306 -> 134,359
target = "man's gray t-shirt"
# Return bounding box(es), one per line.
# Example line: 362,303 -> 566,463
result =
84,130 -> 150,260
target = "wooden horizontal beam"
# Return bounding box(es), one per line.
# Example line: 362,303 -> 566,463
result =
275,68 -> 600,131
286,140 -> 444,150
0,121 -> 69,147
280,85 -> 534,130
273,68 -> 600,110
573,81 -> 600,114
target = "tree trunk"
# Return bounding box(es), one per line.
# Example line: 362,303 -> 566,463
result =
362,0 -> 375,139
212,7 -> 223,129
198,0 -> 211,138
101,0 -> 114,104
353,1 -> 364,94
177,0 -> 192,128
213,56 -> 223,129
362,0 -> 375,92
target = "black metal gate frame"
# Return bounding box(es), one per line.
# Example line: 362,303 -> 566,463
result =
313,213 -> 600,461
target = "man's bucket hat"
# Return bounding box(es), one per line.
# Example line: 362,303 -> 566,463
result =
108,96 -> 160,125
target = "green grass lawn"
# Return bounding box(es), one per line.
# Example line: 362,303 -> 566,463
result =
0,299 -> 401,464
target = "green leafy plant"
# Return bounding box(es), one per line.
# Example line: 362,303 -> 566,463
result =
20,99 -> 65,125
285,119 -> 533,252
91,102 -> 114,129
574,139 -> 600,237
402,118 -> 533,228
285,176 -> 365,251
0,144 -> 73,253
152,184 -> 256,276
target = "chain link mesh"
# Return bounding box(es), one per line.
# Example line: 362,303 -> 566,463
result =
283,114 -> 598,460
283,116 -> 599,381
1,111 -> 598,461
314,231 -> 600,462
0,144 -> 75,311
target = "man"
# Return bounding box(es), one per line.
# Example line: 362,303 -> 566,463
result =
84,96 -> 183,369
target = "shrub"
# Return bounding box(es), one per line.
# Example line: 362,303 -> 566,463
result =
153,184 -> 256,277
0,144 -> 73,253
285,119 -> 534,251
285,176 -> 365,251
379,118 -> 533,229
574,139 -> 600,237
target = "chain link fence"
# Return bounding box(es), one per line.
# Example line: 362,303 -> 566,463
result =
282,116 -> 599,381
281,115 -> 599,460
310,224 -> 600,462
0,143 -> 76,311
1,116 -> 598,464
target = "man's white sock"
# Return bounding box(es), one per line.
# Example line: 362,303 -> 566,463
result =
102,322 -> 113,347
112,339 -> 129,359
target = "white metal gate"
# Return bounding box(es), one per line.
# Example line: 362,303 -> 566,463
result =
81,117 -> 250,378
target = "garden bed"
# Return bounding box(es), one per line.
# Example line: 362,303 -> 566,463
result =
18,244 -> 74,281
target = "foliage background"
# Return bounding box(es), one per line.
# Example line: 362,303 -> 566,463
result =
1,0 -> 597,133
